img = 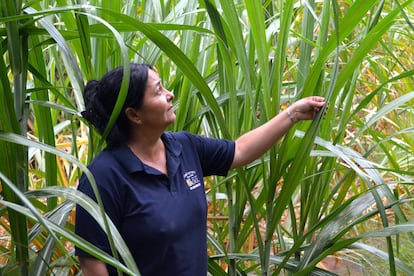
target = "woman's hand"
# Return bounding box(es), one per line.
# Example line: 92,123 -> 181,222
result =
286,96 -> 325,123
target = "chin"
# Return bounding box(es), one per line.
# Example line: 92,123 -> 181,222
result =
166,117 -> 176,126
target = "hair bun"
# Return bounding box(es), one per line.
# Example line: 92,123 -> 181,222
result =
82,80 -> 108,133
84,80 -> 100,103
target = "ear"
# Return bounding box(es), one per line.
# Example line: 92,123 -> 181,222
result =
124,107 -> 142,124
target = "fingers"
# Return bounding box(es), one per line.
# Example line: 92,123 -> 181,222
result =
310,96 -> 326,107
289,96 -> 326,121
294,97 -> 325,111
311,96 -> 325,102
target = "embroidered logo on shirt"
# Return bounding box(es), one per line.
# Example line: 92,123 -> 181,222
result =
184,171 -> 201,190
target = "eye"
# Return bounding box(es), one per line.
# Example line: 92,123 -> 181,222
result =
154,83 -> 161,94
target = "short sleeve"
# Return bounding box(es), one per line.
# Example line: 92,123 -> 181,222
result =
74,154 -> 123,257
175,132 -> 235,177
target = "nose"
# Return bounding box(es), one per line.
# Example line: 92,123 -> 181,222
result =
165,88 -> 174,102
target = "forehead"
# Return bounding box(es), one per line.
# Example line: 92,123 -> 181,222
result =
147,69 -> 161,84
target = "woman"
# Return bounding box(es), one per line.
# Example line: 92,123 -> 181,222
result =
75,63 -> 325,275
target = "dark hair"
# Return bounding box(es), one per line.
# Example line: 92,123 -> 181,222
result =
82,63 -> 152,148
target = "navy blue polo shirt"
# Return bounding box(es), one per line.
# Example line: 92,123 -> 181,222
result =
75,131 -> 235,276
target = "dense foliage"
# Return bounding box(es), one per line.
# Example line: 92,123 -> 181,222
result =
0,0 -> 413,275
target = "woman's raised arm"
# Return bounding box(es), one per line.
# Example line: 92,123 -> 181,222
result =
230,96 -> 325,169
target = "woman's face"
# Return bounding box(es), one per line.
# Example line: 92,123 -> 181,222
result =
136,69 -> 176,130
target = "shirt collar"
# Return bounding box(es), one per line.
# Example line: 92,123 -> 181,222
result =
110,132 -> 182,176
163,132 -> 182,176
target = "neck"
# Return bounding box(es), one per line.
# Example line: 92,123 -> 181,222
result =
128,137 -> 168,175
128,134 -> 165,161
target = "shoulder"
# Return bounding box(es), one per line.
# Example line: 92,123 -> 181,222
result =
87,149 -> 120,172
79,148 -> 126,190
162,131 -> 199,151
78,149 -> 126,202
164,131 -> 234,157
163,131 -> 199,143
164,131 -> 222,146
